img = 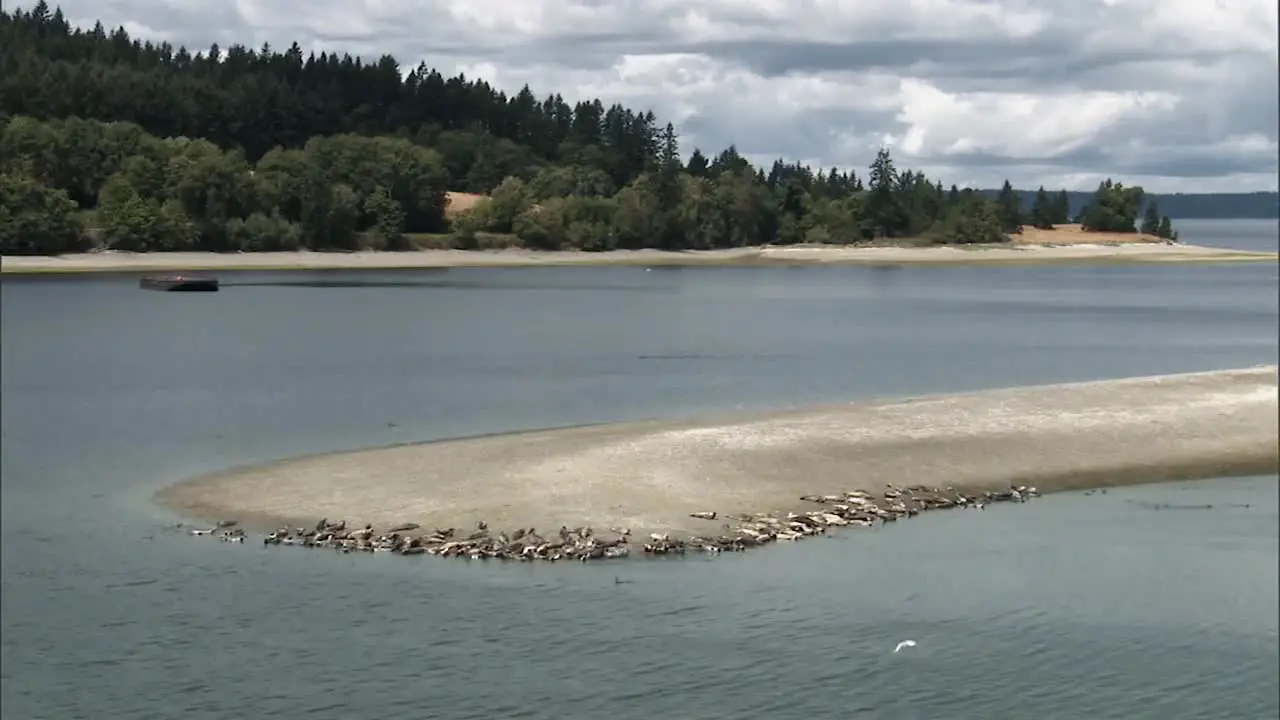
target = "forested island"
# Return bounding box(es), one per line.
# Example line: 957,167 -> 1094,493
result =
3,2 -> 1259,258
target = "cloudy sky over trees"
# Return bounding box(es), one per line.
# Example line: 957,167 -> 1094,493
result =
48,0 -> 1280,192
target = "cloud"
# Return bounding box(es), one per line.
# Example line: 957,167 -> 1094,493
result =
42,0 -> 1280,192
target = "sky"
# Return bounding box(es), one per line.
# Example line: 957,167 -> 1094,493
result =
41,0 -> 1280,193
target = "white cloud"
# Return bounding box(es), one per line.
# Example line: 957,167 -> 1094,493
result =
660,0 -> 1052,44
40,0 -> 1280,192
888,79 -> 1182,160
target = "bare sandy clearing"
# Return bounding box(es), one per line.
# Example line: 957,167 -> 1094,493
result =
443,191 -> 486,219
1014,224 -> 1165,246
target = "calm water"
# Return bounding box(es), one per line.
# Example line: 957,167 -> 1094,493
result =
2,219 -> 1277,720
1177,217 -> 1279,252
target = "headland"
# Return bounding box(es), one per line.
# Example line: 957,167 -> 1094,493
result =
160,366 -> 1279,559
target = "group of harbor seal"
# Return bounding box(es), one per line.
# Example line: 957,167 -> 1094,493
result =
253,520 -> 631,561
642,484 -> 1037,554
183,483 -> 1041,562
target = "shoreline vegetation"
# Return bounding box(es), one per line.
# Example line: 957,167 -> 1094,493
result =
160,366 -> 1279,561
7,6 -> 1264,265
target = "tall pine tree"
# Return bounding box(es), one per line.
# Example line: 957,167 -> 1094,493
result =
865,148 -> 904,238
1052,189 -> 1071,224
1140,202 -> 1161,235
995,180 -> 1022,234
1030,186 -> 1053,230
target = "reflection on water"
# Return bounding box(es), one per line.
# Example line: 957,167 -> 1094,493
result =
220,275 -> 668,292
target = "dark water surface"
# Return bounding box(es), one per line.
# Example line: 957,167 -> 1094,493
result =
2,220 -> 1277,719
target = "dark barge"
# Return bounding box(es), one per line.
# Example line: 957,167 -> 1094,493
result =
139,274 -> 220,292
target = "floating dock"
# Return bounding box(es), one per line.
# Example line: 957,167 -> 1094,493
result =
139,274 -> 219,292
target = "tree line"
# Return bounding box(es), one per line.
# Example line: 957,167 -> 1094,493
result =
985,189 -> 1278,221
1,3 -> 1176,255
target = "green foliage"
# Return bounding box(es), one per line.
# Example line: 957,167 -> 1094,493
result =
1030,186 -> 1054,230
0,171 -> 85,254
1079,179 -> 1147,233
509,196 -> 621,252
363,186 -> 407,250
0,5 -> 1180,255
526,165 -> 614,201
96,175 -> 195,251
932,194 -> 1006,245
1052,190 -> 1071,224
225,212 -> 302,252
1137,202 -> 1176,241
996,180 -> 1023,234
510,199 -> 563,251
484,177 -> 535,234
1141,202 -> 1161,235
864,149 -> 906,238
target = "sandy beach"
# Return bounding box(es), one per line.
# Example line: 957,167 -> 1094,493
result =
3,241 -> 1276,274
159,366 -> 1280,538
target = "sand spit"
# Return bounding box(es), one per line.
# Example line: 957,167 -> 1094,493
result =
4,242 -> 1275,274
160,366 -> 1279,561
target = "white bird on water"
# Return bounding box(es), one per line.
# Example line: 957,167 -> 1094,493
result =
893,640 -> 917,653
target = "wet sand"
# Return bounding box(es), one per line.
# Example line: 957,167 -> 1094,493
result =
159,366 -> 1280,537
4,242 -> 1275,274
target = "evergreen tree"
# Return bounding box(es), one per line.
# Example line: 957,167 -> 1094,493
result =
1080,179 -> 1145,233
1052,189 -> 1072,224
651,122 -> 683,249
685,149 -> 709,177
1140,202 -> 1161,235
996,180 -> 1022,233
865,148 -> 904,238
1030,186 -> 1054,230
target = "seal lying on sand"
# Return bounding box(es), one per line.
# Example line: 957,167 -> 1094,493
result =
198,482 -> 1041,561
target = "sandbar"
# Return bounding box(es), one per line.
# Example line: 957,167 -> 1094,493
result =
158,366 -> 1280,536
3,241 -> 1276,274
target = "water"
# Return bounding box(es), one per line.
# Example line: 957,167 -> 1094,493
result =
1176,217 -> 1279,253
2,220 -> 1277,719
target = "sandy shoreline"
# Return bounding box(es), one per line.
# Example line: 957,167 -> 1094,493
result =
159,366 -> 1279,539
4,242 -> 1276,274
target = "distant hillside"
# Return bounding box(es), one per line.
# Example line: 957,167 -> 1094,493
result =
1141,192 -> 1279,219
977,190 -> 1279,220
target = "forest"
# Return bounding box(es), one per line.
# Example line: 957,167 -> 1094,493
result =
1,2 -> 1194,256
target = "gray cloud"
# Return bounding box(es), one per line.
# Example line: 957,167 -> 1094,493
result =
34,0 -> 1280,191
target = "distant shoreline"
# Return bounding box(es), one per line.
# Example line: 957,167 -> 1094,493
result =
158,366 -> 1279,557
4,242 -> 1276,275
